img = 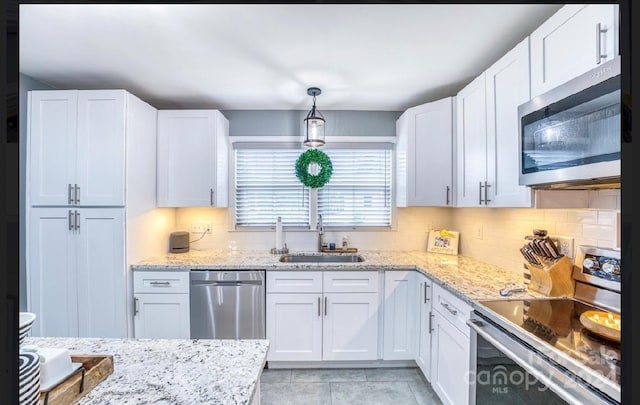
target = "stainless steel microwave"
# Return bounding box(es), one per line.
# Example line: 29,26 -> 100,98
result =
518,57 -> 621,189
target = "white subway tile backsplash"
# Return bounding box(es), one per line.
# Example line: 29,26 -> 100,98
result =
566,210 -> 598,224
555,222 -> 583,236
583,224 -> 614,241
597,211 -> 617,226
544,210 -> 568,223
588,194 -> 618,210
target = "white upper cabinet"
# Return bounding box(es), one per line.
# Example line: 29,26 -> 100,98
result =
530,4 -> 619,98
455,73 -> 487,207
485,38 -> 533,207
456,38 -> 532,207
156,110 -> 229,207
396,97 -> 455,207
29,90 -> 126,206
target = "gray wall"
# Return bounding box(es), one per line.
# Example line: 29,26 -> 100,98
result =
222,110 -> 402,137
19,74 -> 56,311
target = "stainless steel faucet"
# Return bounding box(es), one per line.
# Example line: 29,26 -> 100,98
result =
317,214 -> 324,252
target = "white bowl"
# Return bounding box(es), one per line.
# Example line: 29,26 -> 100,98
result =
19,312 -> 37,345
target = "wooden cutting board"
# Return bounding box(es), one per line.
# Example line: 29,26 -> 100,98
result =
39,354 -> 113,405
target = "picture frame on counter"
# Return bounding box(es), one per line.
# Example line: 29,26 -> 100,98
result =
427,229 -> 459,255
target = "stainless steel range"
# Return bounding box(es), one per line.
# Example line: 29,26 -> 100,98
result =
468,245 -> 621,404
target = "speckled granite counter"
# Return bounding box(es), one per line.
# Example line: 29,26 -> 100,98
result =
23,337 -> 268,405
132,249 -> 549,305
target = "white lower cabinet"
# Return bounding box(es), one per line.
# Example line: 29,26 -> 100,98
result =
28,207 -> 126,338
266,293 -> 323,361
416,273 -> 433,381
383,271 -> 417,360
133,271 -> 190,338
430,284 -> 472,405
266,271 -> 379,362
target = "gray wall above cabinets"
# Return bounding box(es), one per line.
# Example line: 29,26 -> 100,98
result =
222,110 -> 402,137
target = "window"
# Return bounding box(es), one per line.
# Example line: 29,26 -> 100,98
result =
233,142 -> 393,229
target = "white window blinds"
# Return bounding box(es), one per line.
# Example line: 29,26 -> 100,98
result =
234,143 -> 392,229
234,146 -> 310,227
319,148 -> 392,227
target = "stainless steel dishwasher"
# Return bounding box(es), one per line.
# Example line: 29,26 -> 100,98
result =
190,270 -> 265,339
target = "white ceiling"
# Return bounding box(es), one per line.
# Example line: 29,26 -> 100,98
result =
19,4 -> 564,111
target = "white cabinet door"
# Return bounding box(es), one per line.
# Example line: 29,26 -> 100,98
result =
134,293 -> 190,339
76,90 -> 126,206
455,74 -> 487,207
485,38 -> 533,208
28,90 -> 78,206
29,90 -> 127,207
430,310 -> 471,405
157,110 -> 229,207
28,208 -> 127,338
397,98 -> 455,206
416,274 -> 433,381
266,293 -> 323,361
383,271 -> 417,360
530,4 -> 619,97
322,293 -> 378,361
28,208 -> 78,337
75,208 -> 126,337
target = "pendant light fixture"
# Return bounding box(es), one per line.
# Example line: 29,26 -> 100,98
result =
303,87 -> 325,147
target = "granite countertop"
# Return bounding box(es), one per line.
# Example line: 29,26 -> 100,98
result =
23,337 -> 268,405
132,249 -> 548,304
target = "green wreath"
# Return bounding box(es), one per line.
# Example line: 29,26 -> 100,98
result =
295,149 -> 333,188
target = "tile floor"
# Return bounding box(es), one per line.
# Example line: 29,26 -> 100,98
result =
260,367 -> 443,405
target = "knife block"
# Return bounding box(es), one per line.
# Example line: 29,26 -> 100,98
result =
525,255 -> 575,297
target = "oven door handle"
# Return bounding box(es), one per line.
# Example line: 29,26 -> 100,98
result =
466,319 -> 591,405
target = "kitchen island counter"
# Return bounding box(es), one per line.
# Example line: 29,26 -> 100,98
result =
23,337 -> 268,405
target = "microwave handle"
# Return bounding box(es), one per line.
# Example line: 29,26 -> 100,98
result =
596,23 -> 608,64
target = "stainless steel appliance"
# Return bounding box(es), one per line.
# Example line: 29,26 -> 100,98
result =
518,57 -> 621,189
190,270 -> 265,339
469,246 -> 621,404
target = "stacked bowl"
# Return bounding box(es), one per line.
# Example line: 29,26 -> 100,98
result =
19,312 -> 40,405
19,312 -> 36,345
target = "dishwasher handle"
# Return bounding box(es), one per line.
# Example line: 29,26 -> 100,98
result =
191,279 -> 263,286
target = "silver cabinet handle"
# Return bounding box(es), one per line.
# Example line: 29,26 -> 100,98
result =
441,302 -> 458,316
210,188 -> 214,206
68,210 -> 74,231
425,282 -> 430,303
68,184 -> 74,204
150,281 -> 171,286
324,296 -> 328,317
429,312 -> 434,334
134,297 -> 139,315
478,182 -> 484,205
74,211 -> 80,231
75,184 -> 80,204
484,181 -> 491,205
446,186 -> 450,205
318,297 -> 321,317
596,22 -> 608,64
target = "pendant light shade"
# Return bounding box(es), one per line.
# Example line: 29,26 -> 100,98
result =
303,87 -> 325,147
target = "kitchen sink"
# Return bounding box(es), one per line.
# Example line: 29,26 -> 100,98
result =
279,254 -> 365,263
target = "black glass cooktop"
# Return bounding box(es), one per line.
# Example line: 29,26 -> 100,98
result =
477,298 -> 621,387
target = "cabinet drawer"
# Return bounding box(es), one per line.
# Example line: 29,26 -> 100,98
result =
323,271 -> 378,293
267,271 -> 322,293
133,271 -> 190,294
432,283 -> 472,337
